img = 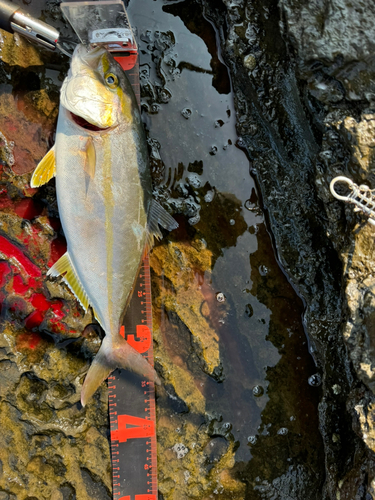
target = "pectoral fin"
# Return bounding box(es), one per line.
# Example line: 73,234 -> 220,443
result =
146,200 -> 179,251
83,137 -> 96,179
81,335 -> 161,406
31,146 -> 56,187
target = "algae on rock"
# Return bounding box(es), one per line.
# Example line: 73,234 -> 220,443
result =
150,237 -> 249,499
151,239 -> 221,378
0,29 -> 43,68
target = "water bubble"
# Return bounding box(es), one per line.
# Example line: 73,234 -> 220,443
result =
159,88 -> 172,103
259,265 -> 268,276
229,219 -> 235,225
244,199 -> 261,214
188,214 -> 200,225
252,385 -> 264,397
216,292 -> 225,303
247,435 -> 257,444
150,103 -> 160,114
245,24 -> 258,44
277,427 -> 288,436
245,304 -> 253,317
187,173 -> 201,189
204,190 -> 215,203
172,443 -> 189,459
181,108 -> 192,119
308,373 -> 322,387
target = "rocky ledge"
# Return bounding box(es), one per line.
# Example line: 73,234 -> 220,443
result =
202,0 -> 375,497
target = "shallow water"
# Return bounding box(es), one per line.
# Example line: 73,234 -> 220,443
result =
128,0 -> 325,494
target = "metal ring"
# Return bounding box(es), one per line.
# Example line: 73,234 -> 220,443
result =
330,176 -> 355,201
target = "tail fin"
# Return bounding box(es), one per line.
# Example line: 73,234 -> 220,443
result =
81,335 -> 161,407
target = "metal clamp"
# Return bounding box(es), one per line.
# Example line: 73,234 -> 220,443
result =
10,10 -> 60,51
330,176 -> 375,226
0,0 -> 73,57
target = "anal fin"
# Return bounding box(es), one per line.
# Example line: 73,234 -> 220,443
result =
31,146 -> 56,188
48,252 -> 98,319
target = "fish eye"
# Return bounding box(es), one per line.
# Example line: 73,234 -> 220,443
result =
105,73 -> 118,89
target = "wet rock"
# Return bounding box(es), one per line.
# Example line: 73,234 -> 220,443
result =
150,233 -> 253,497
5,0 -> 375,497
315,110 -> 375,479
156,412 -> 245,499
0,29 -> 43,68
202,0 -> 375,497
0,2 -> 252,498
0,91 -> 57,175
151,239 -> 222,377
0,79 -> 109,499
354,396 -> 375,452
280,0 -> 375,105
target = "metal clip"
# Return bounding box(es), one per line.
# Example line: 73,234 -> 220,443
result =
10,10 -> 60,51
330,176 -> 375,226
0,0 -> 73,57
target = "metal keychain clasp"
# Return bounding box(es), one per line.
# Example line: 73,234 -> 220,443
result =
330,176 -> 375,226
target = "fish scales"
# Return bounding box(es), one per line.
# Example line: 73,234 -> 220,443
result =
31,44 -> 178,405
55,106 -> 150,334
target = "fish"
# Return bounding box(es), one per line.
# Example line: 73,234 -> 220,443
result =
30,44 -> 178,406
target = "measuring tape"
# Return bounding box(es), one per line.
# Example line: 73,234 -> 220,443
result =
109,254 -> 158,500
105,42 -> 158,499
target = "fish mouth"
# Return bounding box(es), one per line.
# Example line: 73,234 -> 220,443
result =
70,112 -> 110,132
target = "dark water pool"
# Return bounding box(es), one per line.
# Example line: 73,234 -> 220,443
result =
128,0 -> 325,497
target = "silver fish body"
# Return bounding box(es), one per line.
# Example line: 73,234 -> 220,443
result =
55,102 -> 150,335
31,44 -> 177,405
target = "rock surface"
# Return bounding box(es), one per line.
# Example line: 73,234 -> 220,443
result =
201,0 -> 375,497
2,0 -> 375,498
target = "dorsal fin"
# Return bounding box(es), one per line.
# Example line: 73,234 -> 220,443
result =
47,252 -> 98,320
145,200 -> 178,252
31,146 -> 56,188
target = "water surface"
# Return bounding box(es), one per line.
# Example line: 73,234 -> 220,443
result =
128,0 -> 325,495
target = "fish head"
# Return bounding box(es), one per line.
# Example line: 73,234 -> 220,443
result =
60,44 -> 135,131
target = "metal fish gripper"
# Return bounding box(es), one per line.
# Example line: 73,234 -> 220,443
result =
330,176 -> 375,226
